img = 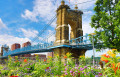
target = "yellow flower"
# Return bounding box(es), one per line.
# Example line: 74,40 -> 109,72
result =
79,55 -> 85,58
15,56 -> 18,58
54,54 -> 59,57
112,49 -> 117,51
66,52 -> 70,55
107,50 -> 116,57
35,54 -> 38,56
48,56 -> 52,58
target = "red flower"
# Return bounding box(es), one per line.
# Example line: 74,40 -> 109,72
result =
78,73 -> 80,74
44,59 -> 46,62
10,76 -> 18,77
24,59 -> 27,62
64,56 -> 67,58
98,73 -> 102,76
46,67 -> 49,69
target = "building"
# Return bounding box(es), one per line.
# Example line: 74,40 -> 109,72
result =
47,52 -> 54,57
22,41 -> 31,57
11,43 -> 21,51
22,41 -> 31,47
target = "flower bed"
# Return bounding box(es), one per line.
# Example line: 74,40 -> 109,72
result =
0,49 -> 120,77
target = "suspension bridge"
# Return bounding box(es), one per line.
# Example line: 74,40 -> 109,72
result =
0,0 -> 99,59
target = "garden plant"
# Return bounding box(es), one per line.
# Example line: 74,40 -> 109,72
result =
0,49 -> 120,77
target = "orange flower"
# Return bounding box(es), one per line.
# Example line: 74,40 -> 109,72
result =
48,56 -> 52,58
117,62 -> 120,66
111,62 -> 120,74
112,49 -> 117,51
101,54 -> 110,63
15,60 -> 18,63
64,56 -> 67,58
24,59 -> 27,62
44,59 -> 46,62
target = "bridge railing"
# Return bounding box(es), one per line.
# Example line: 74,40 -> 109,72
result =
3,42 -> 54,56
3,34 -> 92,57
69,34 -> 91,45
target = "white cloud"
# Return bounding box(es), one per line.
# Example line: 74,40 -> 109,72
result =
20,28 -> 39,38
21,0 -> 57,22
0,18 -> 7,29
0,34 -> 31,52
38,30 -> 55,43
21,0 -> 96,22
83,20 -> 95,35
21,0 -> 96,35
47,30 -> 55,42
21,9 -> 38,22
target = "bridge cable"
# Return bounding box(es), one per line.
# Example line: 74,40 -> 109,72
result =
31,15 -> 56,43
40,30 -> 56,43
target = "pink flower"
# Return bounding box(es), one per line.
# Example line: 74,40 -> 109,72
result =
70,70 -> 73,73
64,64 -> 66,66
65,68 -> 67,71
65,73 -> 68,75
98,73 -> 102,76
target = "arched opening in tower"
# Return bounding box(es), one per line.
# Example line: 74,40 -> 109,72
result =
68,24 -> 71,40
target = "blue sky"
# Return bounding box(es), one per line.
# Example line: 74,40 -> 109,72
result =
0,0 -> 108,57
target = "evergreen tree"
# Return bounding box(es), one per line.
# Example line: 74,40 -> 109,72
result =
90,0 -> 120,51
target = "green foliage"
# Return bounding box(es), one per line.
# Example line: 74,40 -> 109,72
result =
90,0 -> 120,51
0,54 -> 106,77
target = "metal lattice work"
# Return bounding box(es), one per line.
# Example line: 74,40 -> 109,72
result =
1,34 -> 95,58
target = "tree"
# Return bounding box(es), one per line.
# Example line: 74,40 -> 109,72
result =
90,0 -> 120,51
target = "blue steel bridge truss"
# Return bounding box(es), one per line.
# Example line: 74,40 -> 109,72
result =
0,34 -> 97,58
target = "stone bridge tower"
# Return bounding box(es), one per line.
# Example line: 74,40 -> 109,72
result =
54,0 -> 86,59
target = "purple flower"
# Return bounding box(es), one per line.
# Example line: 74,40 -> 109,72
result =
80,67 -> 84,71
82,72 -> 84,73
27,68 -> 30,70
70,70 -> 73,73
75,64 -> 78,67
91,69 -> 93,71
64,64 -> 66,66
73,72 -> 75,76
84,66 -> 87,69
65,73 -> 68,75
95,75 -> 99,77
75,71 -> 78,72
76,67 -> 78,69
65,68 -> 67,71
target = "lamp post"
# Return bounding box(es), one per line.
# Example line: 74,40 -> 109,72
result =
90,33 -> 96,67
